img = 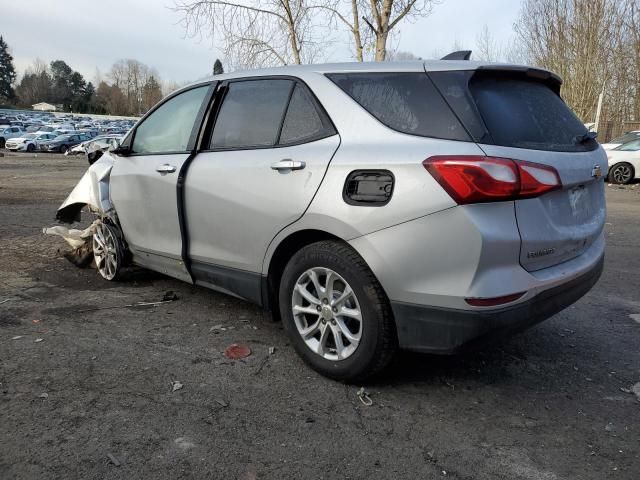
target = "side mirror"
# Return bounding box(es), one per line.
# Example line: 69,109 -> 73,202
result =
110,144 -> 131,156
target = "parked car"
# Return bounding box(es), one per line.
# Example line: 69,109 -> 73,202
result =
601,131 -> 640,150
0,125 -> 26,148
40,134 -> 85,153
4,132 -> 57,152
607,138 -> 640,184
53,59 -> 606,381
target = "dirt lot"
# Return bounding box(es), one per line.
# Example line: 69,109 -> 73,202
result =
1,152 -> 639,479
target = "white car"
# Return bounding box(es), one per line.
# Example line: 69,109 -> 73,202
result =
601,131 -> 640,151
5,132 -> 58,152
607,138 -> 640,184
0,125 -> 26,149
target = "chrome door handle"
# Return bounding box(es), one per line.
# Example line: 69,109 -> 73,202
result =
271,159 -> 306,171
156,164 -> 177,174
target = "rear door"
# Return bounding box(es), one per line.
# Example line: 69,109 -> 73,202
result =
432,70 -> 607,271
185,78 -> 339,299
110,84 -> 212,282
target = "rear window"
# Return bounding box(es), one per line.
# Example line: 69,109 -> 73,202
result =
469,76 -> 592,152
326,72 -> 470,142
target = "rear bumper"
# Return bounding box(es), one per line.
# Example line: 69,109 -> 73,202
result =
391,254 -> 604,354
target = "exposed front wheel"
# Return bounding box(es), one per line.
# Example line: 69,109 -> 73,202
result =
92,222 -> 124,281
26,143 -> 35,152
279,241 -> 397,382
609,163 -> 634,185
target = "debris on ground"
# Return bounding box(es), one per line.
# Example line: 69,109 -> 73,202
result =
106,453 -> 121,467
78,295 -> 179,313
37,393 -> 49,399
162,291 -> 178,301
224,344 -> 251,360
0,298 -> 13,305
215,399 -> 228,407
209,324 -> 225,333
34,338 -> 43,343
171,381 -> 184,392
31,319 -> 41,324
621,382 -> 640,401
11,336 -> 23,340
357,387 -> 373,406
268,346 -> 276,355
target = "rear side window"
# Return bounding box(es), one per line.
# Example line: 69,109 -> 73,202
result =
210,79 -> 293,149
326,72 -> 470,141
469,76 -> 591,152
279,84 -> 333,145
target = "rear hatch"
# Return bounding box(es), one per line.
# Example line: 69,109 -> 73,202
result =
430,67 -> 607,271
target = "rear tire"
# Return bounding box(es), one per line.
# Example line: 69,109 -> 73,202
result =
279,240 -> 397,382
59,144 -> 68,154
609,162 -> 634,184
26,143 -> 35,152
0,138 -> 5,149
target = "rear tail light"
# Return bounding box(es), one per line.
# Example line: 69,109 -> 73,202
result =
423,156 -> 561,204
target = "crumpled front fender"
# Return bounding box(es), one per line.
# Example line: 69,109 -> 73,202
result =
56,155 -> 115,223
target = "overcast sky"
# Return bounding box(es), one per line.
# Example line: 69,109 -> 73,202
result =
3,0 -> 521,85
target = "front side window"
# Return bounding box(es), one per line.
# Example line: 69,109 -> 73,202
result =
133,85 -> 209,154
210,79 -> 293,149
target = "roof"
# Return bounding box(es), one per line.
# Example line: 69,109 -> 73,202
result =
32,102 -> 56,107
199,60 -> 540,83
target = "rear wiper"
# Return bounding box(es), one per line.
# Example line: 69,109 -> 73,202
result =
574,131 -> 597,144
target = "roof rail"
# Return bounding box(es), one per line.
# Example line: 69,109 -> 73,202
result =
441,50 -> 472,61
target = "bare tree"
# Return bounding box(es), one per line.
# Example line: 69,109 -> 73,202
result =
514,0 -> 631,124
173,0 -> 328,69
475,24 -> 502,62
109,59 -> 162,115
319,0 -> 441,61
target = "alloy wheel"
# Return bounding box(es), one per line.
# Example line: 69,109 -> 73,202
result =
612,164 -> 632,184
92,223 -> 120,280
291,267 -> 362,361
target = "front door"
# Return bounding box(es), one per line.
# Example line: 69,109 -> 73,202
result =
110,84 -> 211,282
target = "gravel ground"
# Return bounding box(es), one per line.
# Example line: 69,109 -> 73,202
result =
1,152 -> 639,479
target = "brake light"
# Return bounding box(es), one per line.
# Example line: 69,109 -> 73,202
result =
423,156 -> 561,204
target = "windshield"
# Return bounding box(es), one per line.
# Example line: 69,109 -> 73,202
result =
53,135 -> 70,141
608,132 -> 640,145
24,133 -> 37,139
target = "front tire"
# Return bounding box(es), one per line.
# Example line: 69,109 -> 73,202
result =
26,143 -> 35,152
279,241 -> 397,382
59,144 -> 68,154
0,138 -> 5,149
609,162 -> 634,184
92,222 -> 124,281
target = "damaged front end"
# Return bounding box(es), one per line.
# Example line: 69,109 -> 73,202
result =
45,155 -> 126,272
56,156 -> 115,224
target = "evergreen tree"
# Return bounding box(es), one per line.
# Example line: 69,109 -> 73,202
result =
0,36 -> 17,103
213,59 -> 224,75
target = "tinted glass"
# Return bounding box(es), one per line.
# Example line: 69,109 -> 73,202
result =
133,85 -> 208,154
279,84 -> 331,144
327,72 -> 470,141
210,79 -> 293,149
470,77 -> 591,152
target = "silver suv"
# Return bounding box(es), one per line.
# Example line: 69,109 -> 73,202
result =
55,60 -> 606,381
